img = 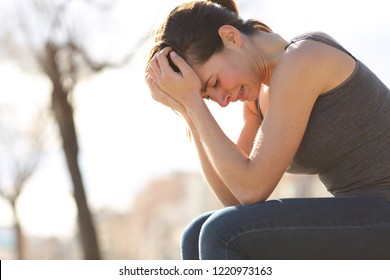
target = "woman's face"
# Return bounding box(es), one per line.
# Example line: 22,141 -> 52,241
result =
192,47 -> 262,107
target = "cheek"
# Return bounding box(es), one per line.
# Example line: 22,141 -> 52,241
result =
219,68 -> 242,87
215,58 -> 250,88
220,76 -> 237,89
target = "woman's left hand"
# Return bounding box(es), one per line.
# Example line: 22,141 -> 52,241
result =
145,71 -> 187,116
146,47 -> 202,108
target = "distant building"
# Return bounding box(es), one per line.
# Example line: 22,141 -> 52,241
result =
271,173 -> 330,199
120,171 -> 220,260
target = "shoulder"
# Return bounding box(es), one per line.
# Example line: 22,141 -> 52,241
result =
271,45 -> 327,99
276,33 -> 351,96
286,32 -> 332,57
285,31 -> 341,58
285,31 -> 351,65
287,31 -> 338,47
282,32 -> 356,95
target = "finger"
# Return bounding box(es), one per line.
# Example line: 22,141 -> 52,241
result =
145,72 -> 154,87
148,48 -> 170,77
148,56 -> 161,79
146,73 -> 162,97
156,47 -> 173,75
147,74 -> 167,100
169,51 -> 192,75
148,78 -> 163,103
146,74 -> 158,97
146,64 -> 158,82
149,78 -> 174,106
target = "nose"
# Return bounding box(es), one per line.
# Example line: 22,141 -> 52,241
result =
214,90 -> 231,107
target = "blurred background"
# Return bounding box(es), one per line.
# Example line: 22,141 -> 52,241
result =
0,0 -> 388,260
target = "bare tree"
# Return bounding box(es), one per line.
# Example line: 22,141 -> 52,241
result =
0,0 -> 145,259
0,107 -> 49,259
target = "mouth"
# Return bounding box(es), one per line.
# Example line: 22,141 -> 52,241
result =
238,85 -> 246,101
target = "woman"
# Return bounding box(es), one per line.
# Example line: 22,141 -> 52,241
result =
145,0 -> 390,259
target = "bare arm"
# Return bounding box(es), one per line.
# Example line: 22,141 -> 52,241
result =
187,92 -> 266,206
185,115 -> 241,206
144,85 -> 259,206
237,93 -> 264,155
146,56 -> 239,206
147,49 -> 266,206
148,46 -> 328,205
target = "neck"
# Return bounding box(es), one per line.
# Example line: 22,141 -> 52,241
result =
251,32 -> 287,86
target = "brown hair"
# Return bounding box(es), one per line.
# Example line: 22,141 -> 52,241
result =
147,0 -> 272,70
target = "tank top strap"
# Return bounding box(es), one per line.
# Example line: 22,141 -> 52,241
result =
285,33 -> 356,60
256,98 -> 264,122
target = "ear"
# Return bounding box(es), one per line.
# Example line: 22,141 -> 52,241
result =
218,25 -> 243,49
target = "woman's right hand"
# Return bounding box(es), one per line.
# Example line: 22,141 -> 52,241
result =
146,47 -> 203,110
145,70 -> 187,117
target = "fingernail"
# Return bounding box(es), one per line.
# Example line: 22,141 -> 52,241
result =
170,51 -> 177,58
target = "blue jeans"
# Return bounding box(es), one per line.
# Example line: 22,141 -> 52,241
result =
181,197 -> 390,259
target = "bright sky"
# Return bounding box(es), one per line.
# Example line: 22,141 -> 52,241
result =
0,0 -> 389,238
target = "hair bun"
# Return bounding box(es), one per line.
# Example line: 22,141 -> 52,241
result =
207,0 -> 239,15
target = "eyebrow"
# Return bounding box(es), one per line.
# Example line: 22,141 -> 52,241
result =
201,76 -> 212,93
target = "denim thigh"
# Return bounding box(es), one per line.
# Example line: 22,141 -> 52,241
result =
181,197 -> 390,260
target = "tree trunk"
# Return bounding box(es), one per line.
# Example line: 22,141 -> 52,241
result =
11,200 -> 25,260
51,85 -> 101,259
42,42 -> 101,259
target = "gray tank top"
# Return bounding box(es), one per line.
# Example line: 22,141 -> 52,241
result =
263,33 -> 390,201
